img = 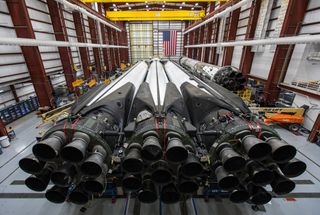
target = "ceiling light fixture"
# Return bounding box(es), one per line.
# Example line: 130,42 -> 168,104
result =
112,4 -> 116,7
129,7 -> 131,9
126,3 -> 129,5
180,6 -> 182,9
195,3 -> 198,6
182,2 -> 185,5
162,5 -> 165,8
191,7 -> 194,10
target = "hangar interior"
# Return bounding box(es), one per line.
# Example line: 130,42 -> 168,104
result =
0,0 -> 320,215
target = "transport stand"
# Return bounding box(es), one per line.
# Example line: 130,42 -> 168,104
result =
77,182 -> 268,214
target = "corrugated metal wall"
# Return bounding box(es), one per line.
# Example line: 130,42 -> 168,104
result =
283,0 -> 320,130
183,0 -> 320,130
0,0 -> 110,109
231,1 -> 252,68
250,0 -> 288,80
0,1 -> 31,86
127,21 -> 185,63
0,0 -> 68,108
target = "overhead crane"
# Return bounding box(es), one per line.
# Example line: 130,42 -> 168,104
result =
106,10 -> 205,21
82,0 -> 223,2
81,0 -> 208,20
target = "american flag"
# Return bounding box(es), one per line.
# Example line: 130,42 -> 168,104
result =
163,31 -> 177,56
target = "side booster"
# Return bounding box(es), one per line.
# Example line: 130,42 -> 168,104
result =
180,77 -> 306,205
19,59 -> 306,207
19,61 -> 148,205
165,60 -> 306,205
179,56 -> 246,91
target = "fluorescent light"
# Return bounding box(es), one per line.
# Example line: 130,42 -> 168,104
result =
191,7 -> 194,10
112,4 -> 116,7
146,5 -> 148,8
129,7 -> 131,9
182,2 -> 185,5
179,6 -> 182,9
162,5 -> 165,8
195,3 -> 198,6
126,3 -> 129,5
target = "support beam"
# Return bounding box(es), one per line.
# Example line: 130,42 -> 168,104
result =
308,114 -> 320,143
183,21 -> 189,56
197,26 -> 205,61
88,17 -> 103,78
47,0 -> 76,91
209,2 -> 216,13
184,34 -> 320,48
108,28 -> 116,70
264,0 -> 309,104
204,22 -> 213,62
191,30 -> 196,59
57,0 -> 123,31
0,118 -> 7,137
9,85 -> 19,103
73,12 -> 91,80
120,24 -> 129,63
187,29 -> 193,58
222,8 -> 240,66
103,26 -> 112,72
210,1 -> 223,64
98,3 -> 111,72
210,20 -> 220,64
6,0 -> 54,108
101,25 -> 111,72
184,0 -> 245,34
239,0 -> 261,76
115,30 -> 120,67
0,37 -> 129,48
118,29 -> 124,63
122,23 -> 129,63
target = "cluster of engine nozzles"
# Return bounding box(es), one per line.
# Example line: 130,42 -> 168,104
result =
121,135 -> 204,204
213,67 -> 246,91
213,134 -> 307,205
19,129 -> 307,206
19,131 -> 109,205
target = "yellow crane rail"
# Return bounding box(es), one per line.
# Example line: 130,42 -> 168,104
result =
82,0 -> 225,3
106,10 -> 205,21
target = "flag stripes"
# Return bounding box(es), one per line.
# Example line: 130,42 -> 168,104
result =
163,30 -> 177,56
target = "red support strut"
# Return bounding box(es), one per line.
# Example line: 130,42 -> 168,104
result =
6,0 -> 54,108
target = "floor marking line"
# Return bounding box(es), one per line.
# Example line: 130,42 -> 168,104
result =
0,167 -> 20,184
0,140 -> 36,169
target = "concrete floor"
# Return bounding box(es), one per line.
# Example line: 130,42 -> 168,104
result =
1,113 -> 320,215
